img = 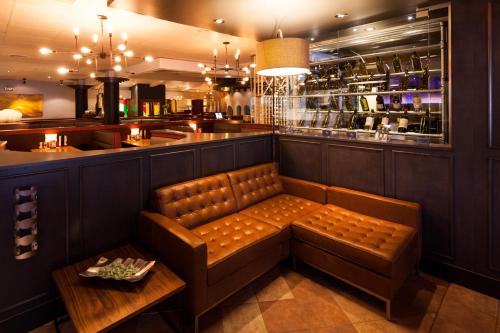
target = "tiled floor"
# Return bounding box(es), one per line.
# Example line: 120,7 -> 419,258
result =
31,262 -> 499,333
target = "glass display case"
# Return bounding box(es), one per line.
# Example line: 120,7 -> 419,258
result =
277,8 -> 449,145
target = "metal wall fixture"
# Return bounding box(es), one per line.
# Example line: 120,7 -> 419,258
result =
14,186 -> 38,260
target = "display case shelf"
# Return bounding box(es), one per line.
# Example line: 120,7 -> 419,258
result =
299,110 -> 443,114
290,89 -> 442,98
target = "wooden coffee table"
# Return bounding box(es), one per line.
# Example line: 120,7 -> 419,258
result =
52,244 -> 185,333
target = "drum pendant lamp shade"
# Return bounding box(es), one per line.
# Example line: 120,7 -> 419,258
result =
256,38 -> 309,76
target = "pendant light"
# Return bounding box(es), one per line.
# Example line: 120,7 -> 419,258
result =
256,30 -> 309,76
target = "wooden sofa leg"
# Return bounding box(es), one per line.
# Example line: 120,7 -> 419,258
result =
385,300 -> 391,320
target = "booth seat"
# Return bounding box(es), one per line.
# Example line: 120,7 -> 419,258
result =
138,163 -> 421,332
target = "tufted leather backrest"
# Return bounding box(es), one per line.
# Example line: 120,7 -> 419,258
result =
153,174 -> 237,229
227,163 -> 283,210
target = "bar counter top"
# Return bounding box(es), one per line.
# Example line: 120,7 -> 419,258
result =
0,130 -> 272,171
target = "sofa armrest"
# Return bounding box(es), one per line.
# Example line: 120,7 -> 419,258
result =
138,211 -> 207,314
328,187 -> 421,257
280,176 -> 328,204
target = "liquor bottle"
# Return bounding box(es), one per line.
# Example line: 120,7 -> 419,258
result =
392,95 -> 402,111
376,57 -> 385,74
419,109 -> 431,134
376,95 -> 386,111
420,66 -> 429,90
384,69 -> 391,91
392,54 -> 402,73
310,109 -> 319,127
412,95 -> 422,111
358,60 -> 368,76
360,95 -> 370,112
322,110 -> 331,128
333,109 -> 346,129
364,74 -> 374,92
411,51 -> 422,71
381,110 -> 391,126
328,93 -> 339,110
344,96 -> 354,112
344,62 -> 354,78
400,68 -> 409,91
364,109 -> 376,130
348,108 -> 360,130
397,109 -> 409,133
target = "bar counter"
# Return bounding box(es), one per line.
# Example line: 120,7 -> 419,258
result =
0,130 -> 271,171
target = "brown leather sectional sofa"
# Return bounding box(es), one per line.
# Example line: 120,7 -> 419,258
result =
139,163 -> 421,331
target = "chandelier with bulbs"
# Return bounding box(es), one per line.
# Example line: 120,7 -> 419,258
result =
197,41 -> 255,88
39,15 -> 154,79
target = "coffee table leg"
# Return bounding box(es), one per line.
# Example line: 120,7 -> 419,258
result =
155,305 -> 183,333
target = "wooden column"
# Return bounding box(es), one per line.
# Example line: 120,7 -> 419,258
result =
68,84 -> 92,119
96,76 -> 128,124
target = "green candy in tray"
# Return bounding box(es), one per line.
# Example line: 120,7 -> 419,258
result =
79,257 -> 155,282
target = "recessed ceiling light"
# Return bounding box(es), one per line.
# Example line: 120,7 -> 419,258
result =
335,13 -> 348,18
213,18 -> 224,24
310,37 -> 315,41
407,15 -> 414,21
365,27 -> 375,31
352,28 -> 358,32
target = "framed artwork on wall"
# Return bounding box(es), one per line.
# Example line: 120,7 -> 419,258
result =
0,93 -> 43,118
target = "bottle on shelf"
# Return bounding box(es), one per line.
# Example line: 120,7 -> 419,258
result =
358,60 -> 368,76
413,95 -> 422,111
392,53 -> 402,73
297,112 -> 306,127
333,109 -> 346,129
360,95 -> 370,112
344,96 -> 354,112
391,95 -> 402,111
400,68 -> 409,91
364,74 -> 374,92
328,93 -> 339,110
322,110 -> 331,128
348,108 -> 360,130
397,109 -> 409,133
411,51 -> 422,71
420,66 -> 429,90
310,109 -> 320,127
344,62 -> 354,77
419,109 -> 431,134
381,109 -> 391,126
384,68 -> 391,91
376,57 -> 385,74
364,109 -> 376,130
376,95 -> 386,111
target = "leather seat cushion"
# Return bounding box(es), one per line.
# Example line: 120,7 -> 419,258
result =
192,213 -> 281,285
292,204 -> 416,277
241,194 -> 322,230
227,163 -> 283,210
153,174 -> 237,229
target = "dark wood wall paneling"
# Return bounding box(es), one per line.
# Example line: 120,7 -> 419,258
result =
0,134 -> 272,332
278,138 -> 322,182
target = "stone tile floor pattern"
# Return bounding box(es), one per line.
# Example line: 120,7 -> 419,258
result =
31,262 -> 500,333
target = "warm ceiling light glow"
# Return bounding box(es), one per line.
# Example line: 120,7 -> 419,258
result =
90,72 -> 96,78
310,37 -> 315,41
201,70 -> 206,74
117,43 -> 126,51
224,64 -> 230,69
92,33 -> 99,43
124,50 -> 134,57
244,77 -> 249,81
352,28 -> 358,32
225,75 -> 231,78
72,26 -> 80,36
121,32 -> 128,41
250,63 -> 256,68
86,59 -> 92,65
73,53 -> 82,60
81,46 -> 91,54
114,55 -> 121,62
241,80 -> 246,84
213,49 -> 218,57
197,63 -> 204,68
335,13 -> 348,18
113,64 -> 122,71
204,66 -> 211,71
213,18 -> 224,24
366,27 -> 375,31
207,81 -> 213,85
106,23 -> 113,35
407,15 -> 414,21
144,55 -> 153,62
243,66 -> 249,72
205,77 -> 211,82
57,67 -> 69,74
39,47 -> 53,55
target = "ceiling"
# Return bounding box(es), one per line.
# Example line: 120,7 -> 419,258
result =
108,0 -> 435,41
0,0 -> 441,91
